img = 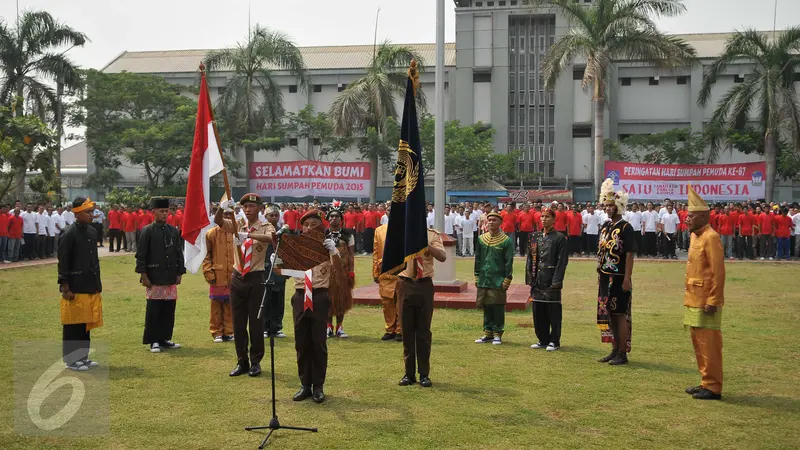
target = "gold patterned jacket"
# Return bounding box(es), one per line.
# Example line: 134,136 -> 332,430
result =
685,224 -> 725,308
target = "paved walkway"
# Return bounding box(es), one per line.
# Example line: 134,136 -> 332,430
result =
0,246 -> 131,271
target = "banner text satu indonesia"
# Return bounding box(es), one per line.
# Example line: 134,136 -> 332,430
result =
249,161 -> 371,198
604,161 -> 766,201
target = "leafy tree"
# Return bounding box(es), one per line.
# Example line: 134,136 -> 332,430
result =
698,28 -> 800,201
206,26 -> 308,170
283,105 -> 353,161
0,10 -> 87,198
104,187 -> 149,208
619,128 -> 707,164
540,0 -> 696,197
73,70 -> 197,192
329,40 -> 427,200
0,106 -> 55,200
417,113 -> 516,184
603,139 -> 629,162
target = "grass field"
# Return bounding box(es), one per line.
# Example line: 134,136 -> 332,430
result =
1,256 -> 799,449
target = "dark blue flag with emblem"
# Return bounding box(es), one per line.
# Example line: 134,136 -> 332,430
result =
381,60 -> 428,276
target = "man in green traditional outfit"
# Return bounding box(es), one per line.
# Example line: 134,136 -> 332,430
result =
474,212 -> 514,345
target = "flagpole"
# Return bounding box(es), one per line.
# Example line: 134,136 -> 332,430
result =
434,0 -> 446,231
199,62 -> 232,200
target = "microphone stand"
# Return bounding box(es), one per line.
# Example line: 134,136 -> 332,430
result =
245,232 -> 318,448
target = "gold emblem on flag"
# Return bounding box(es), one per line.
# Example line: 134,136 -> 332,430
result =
392,140 -> 419,203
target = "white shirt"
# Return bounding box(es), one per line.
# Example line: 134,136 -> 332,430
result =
470,210 -> 482,223
258,211 -> 267,224
599,211 -> 610,223
660,211 -> 680,234
380,214 -> 388,225
426,211 -> 434,228
92,209 -> 104,224
454,214 -> 464,234
583,211 -> 602,235
235,210 -> 246,223
37,212 -> 48,236
627,211 -> 643,231
62,210 -> 75,225
54,212 -> 66,235
792,213 -> 800,236
444,213 -> 455,234
46,213 -> 56,237
21,211 -> 38,234
461,214 -> 476,235
659,207 -> 668,218
642,210 -> 659,232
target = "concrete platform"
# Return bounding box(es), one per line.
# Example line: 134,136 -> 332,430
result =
433,280 -> 469,293
353,283 -> 531,311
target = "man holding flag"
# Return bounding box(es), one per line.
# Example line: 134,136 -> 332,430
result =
381,61 -> 446,389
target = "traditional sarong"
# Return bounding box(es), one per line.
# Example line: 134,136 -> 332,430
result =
60,293 -> 104,332
683,306 -> 722,330
146,285 -> 178,300
596,274 -> 632,352
209,285 -> 231,302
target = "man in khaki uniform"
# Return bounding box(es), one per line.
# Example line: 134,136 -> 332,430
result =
373,223 -> 401,341
215,193 -> 276,378
397,229 -> 446,388
684,184 -> 726,400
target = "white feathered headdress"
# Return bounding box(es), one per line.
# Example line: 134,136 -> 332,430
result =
599,178 -> 629,214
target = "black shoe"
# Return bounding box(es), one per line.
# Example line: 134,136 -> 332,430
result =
293,386 -> 312,401
420,376 -> 432,388
608,353 -> 628,365
381,332 -> 396,341
248,363 -> 261,377
312,386 -> 325,403
692,388 -> 722,400
685,385 -> 703,395
395,333 -> 403,342
229,364 -> 250,377
399,375 -> 416,386
597,350 -> 618,363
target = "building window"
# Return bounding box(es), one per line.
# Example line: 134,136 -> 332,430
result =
499,0 -> 506,5
313,138 -> 321,146
528,163 -> 536,173
620,77 -> 631,86
538,145 -> 545,161
313,85 -> 322,93
573,68 -> 584,80
474,72 -> 492,83
511,0 -> 518,5
539,162 -> 546,175
548,145 -> 555,161
734,74 -> 745,83
475,1 -> 482,6
487,1 -> 494,6
509,110 -> 516,127
573,124 -> 592,138
649,77 -> 659,86
518,163 -> 525,173
289,138 -> 298,146
794,72 -> 800,82
548,127 -> 555,144
677,76 -> 688,85
289,85 -> 298,93
218,86 -> 226,96
509,129 -> 515,145
337,84 -> 347,92
619,134 -> 632,141
548,161 -> 555,176
528,146 -> 535,161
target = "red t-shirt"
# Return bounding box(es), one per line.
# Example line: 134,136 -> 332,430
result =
344,212 -> 361,230
567,212 -> 583,236
139,211 -> 154,229
757,212 -> 774,235
709,212 -> 718,230
518,211 -> 535,232
167,213 -> 178,228
108,210 -> 122,229
729,211 -> 740,230
774,215 -> 792,238
283,210 -> 299,230
717,214 -> 732,236
500,210 -> 518,233
738,213 -> 755,235
554,211 -> 568,232
8,215 -> 23,239
678,210 -> 688,231
122,212 -> 136,232
364,211 -> 381,229
0,213 -> 8,237
532,211 -> 542,230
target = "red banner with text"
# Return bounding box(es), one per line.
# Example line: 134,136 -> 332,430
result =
604,161 -> 766,201
250,161 -> 371,198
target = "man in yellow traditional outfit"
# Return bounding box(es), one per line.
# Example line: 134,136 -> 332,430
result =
58,197 -> 103,371
684,184 -> 726,400
373,222 -> 402,341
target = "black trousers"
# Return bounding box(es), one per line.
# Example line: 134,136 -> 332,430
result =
739,235 -> 754,259
661,233 -> 676,257
398,278 -> 434,378
142,299 -> 176,345
644,232 -> 657,256
230,272 -> 266,365
568,236 -> 582,255
518,232 -> 530,256
633,231 -> 643,256
93,223 -> 104,246
473,231 -> 479,252
292,288 -> 329,388
23,233 -> 36,259
363,228 -> 375,254
36,235 -> 47,259
63,324 -> 90,364
46,236 -> 55,257
532,301 -> 562,347
109,229 -> 123,252
263,285 -> 286,335
585,234 -> 599,255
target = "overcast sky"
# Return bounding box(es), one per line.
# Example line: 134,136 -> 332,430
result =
1,0 -> 798,71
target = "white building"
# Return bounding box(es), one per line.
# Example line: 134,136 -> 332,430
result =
75,1 -> 798,202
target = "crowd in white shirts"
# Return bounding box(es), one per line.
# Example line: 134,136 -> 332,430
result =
1,200 -> 73,263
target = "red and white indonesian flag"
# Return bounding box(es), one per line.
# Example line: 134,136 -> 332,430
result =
182,71 -> 224,273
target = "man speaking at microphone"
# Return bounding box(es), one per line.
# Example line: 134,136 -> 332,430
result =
215,193 -> 276,377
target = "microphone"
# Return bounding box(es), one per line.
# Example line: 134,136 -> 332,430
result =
275,225 -> 290,238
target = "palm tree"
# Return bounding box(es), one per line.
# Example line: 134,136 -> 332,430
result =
0,10 -> 86,198
540,0 -> 696,197
698,28 -> 800,203
329,40 -> 426,201
206,25 -> 309,171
